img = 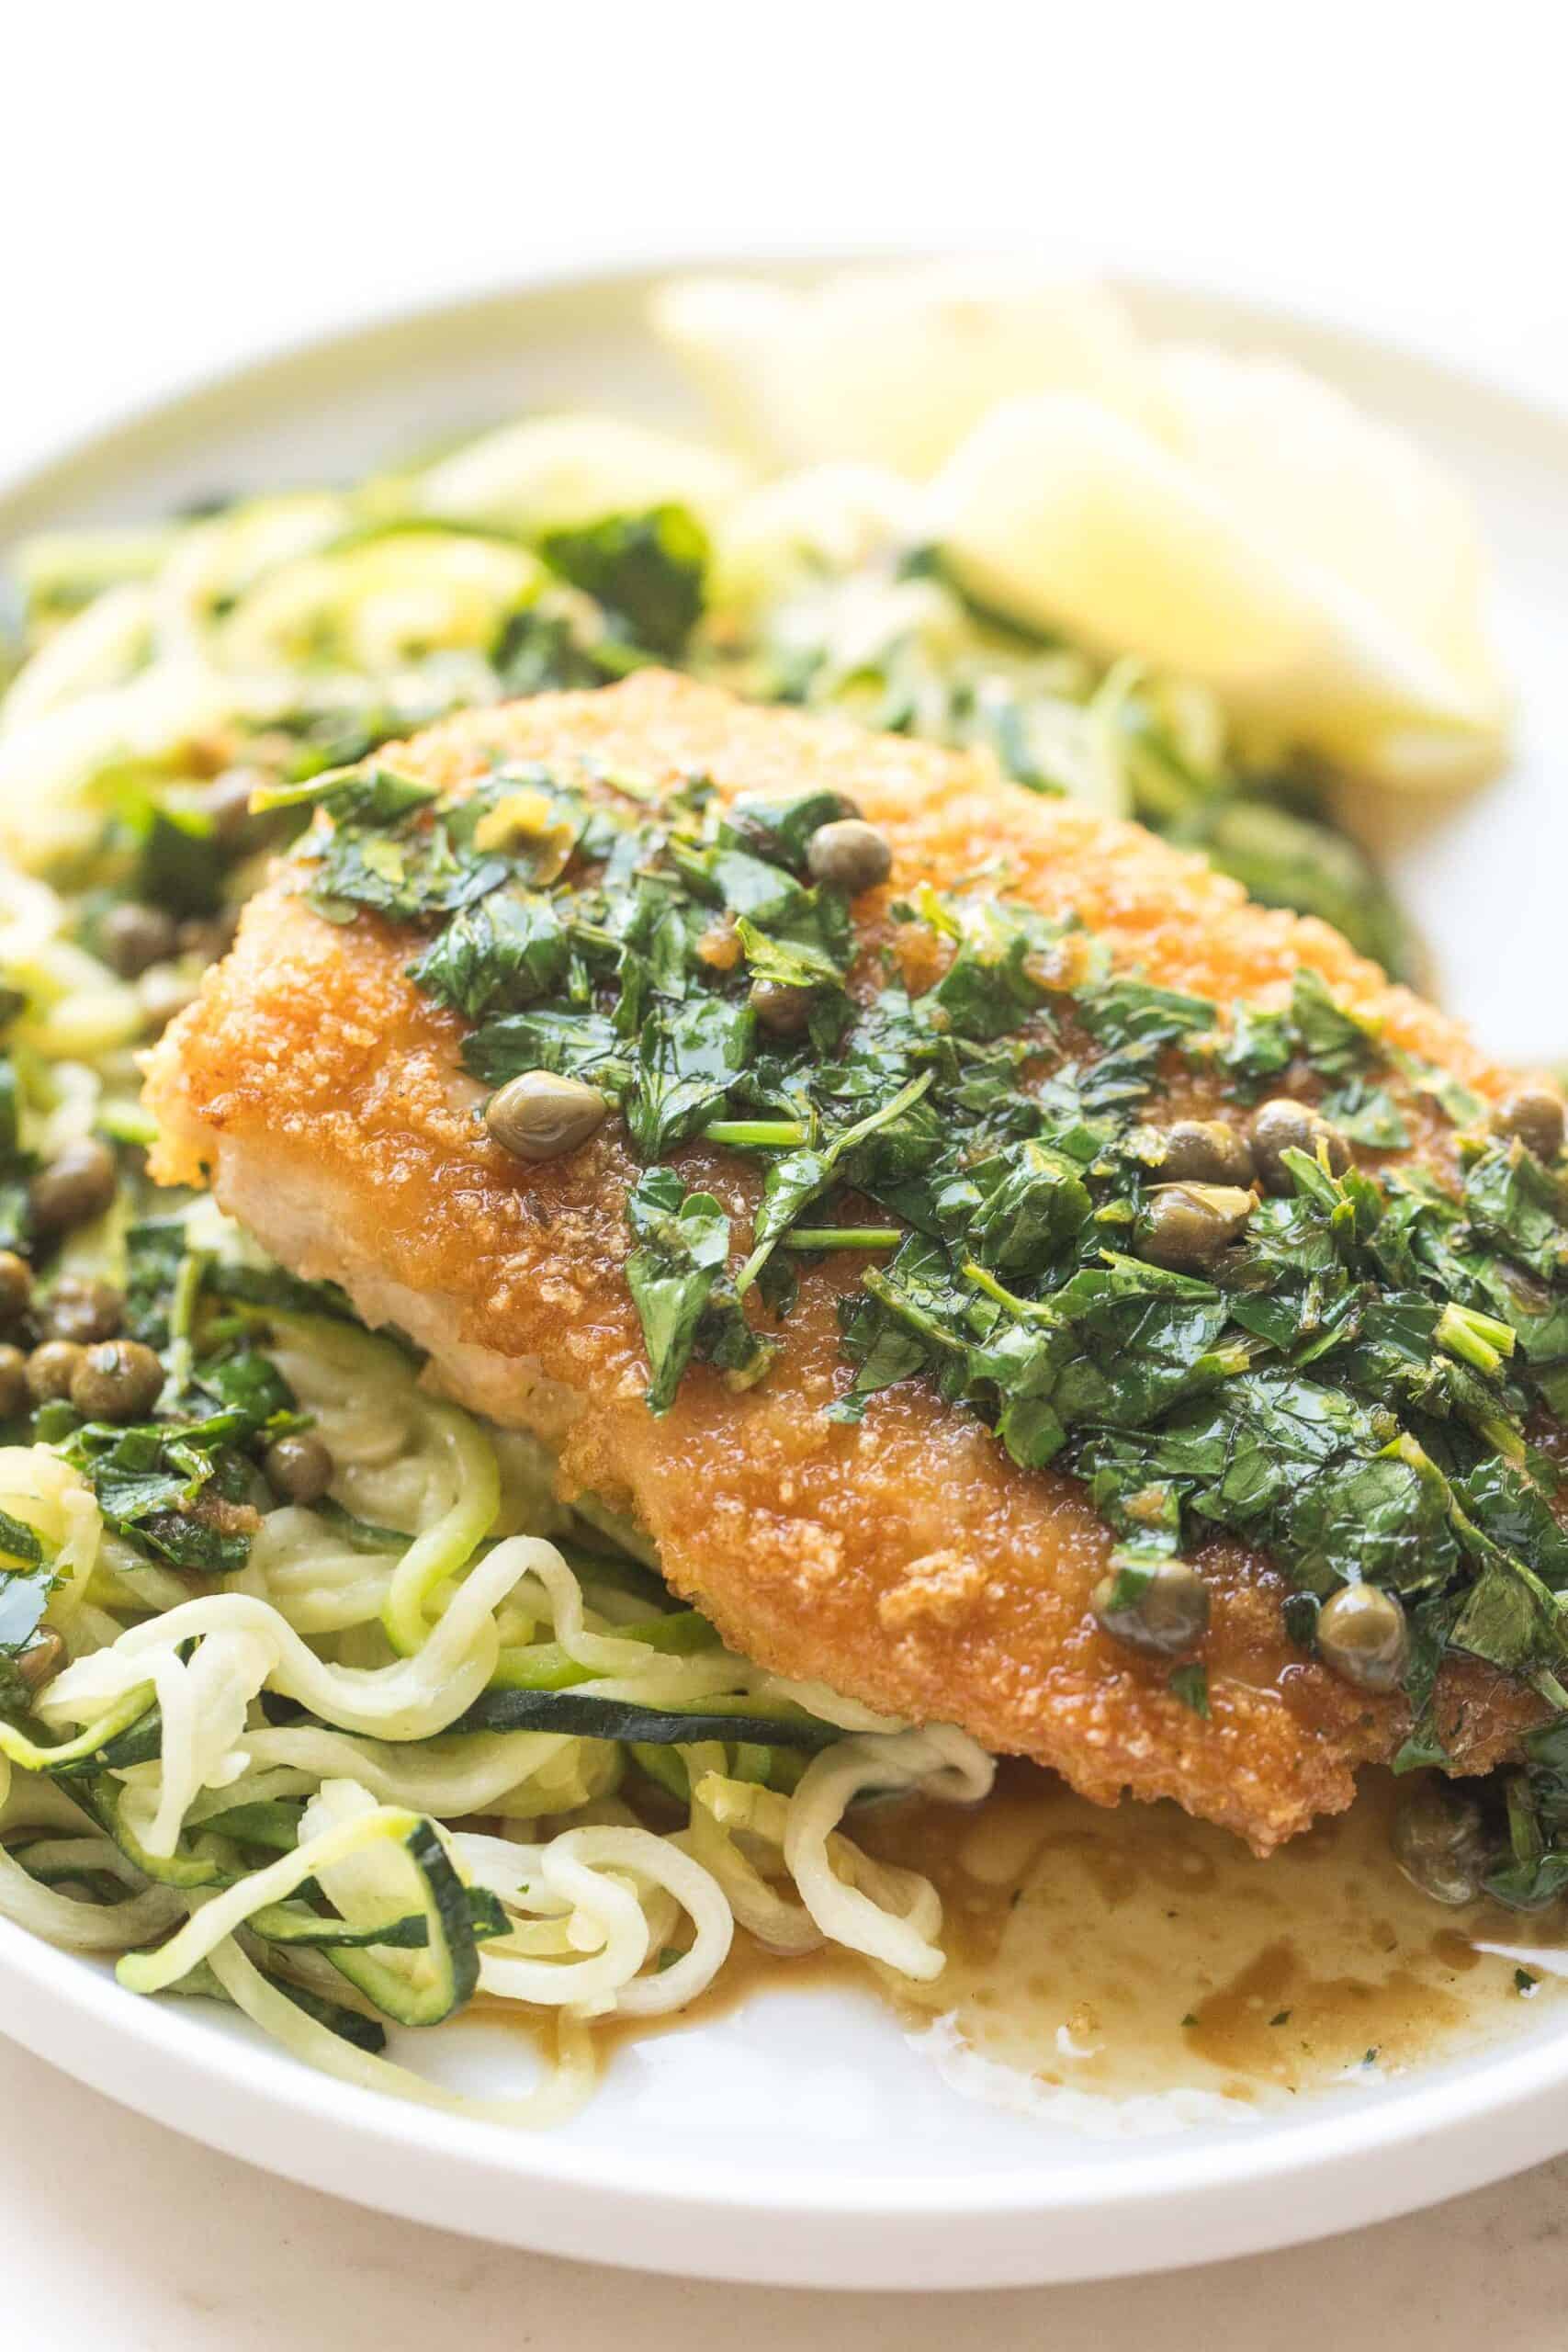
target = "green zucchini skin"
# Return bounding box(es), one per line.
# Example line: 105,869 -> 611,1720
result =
275,1976 -> 389,2054
248,1886 -> 510,1951
318,1817 -> 484,2027
34,1686 -> 841,1764
81,1775 -> 229,1888
48,1706 -> 165,1779
448,1686 -> 842,1749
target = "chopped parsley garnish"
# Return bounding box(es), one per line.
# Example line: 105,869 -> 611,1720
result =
538,505 -> 709,662
281,751 -> 1568,1835
46,1230 -> 310,1578
626,1167 -> 775,1412
0,1521 -> 54,1716
1169,1663 -> 1212,1718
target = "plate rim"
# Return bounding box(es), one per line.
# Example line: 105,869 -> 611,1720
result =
8,1893 -> 1568,2290
4,257 -> 1568,2289
4,245 -> 1567,540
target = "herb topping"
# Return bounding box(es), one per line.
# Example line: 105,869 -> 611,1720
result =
280,753 -> 1568,1823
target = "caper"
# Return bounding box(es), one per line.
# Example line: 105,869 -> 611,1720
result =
1250,1097 -> 1351,1193
98,899 -> 180,978
1156,1119 -> 1256,1188
203,765 -> 267,845
1092,1558 -> 1211,1658
1494,1084 -> 1565,1164
1315,1582 -> 1409,1694
484,1069 -> 608,1163
1391,1777 -> 1490,1907
0,1344 -> 29,1419
69,1339 -> 164,1422
750,978 -> 815,1038
265,1431 -> 335,1504
806,817 -> 893,896
1136,1182 -> 1255,1271
177,910 -> 240,965
28,1137 -> 118,1234
15,1628 -> 66,1694
25,1340 -> 85,1403
0,1250 -> 32,1326
729,793 -> 860,866
41,1274 -> 123,1345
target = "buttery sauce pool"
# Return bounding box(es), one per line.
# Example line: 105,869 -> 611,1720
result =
854,1765 -> 1568,2106
608,1767 -> 1568,2115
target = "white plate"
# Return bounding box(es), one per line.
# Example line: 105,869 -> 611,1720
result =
2,261 -> 1567,2291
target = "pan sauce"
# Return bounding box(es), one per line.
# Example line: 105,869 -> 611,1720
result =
613,1767 -> 1568,2111
854,1765 -> 1568,2102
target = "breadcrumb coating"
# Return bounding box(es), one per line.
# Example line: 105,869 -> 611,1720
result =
144,673 -> 1546,1851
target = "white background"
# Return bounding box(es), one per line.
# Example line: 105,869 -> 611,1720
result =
5,6 -> 1568,2344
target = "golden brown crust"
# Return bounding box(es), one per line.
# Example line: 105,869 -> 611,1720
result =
144,673 -> 1543,1851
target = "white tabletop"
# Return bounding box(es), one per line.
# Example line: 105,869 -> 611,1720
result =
6,6 -> 1568,2340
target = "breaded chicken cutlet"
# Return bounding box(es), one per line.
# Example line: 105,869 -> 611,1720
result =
144,672 -> 1565,1853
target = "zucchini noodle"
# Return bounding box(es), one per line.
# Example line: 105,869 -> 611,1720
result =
38,1544 -> 549,1757
0,1302 -> 992,2111
0,1838 -> 184,1951
378,1402 -> 500,1656
0,404 -> 1043,2122
208,1938 -> 598,2129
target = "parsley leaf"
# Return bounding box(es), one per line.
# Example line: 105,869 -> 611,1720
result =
409,891 -> 570,1021
625,1169 -> 773,1411
540,505 -> 708,660
1169,1662 -> 1211,1716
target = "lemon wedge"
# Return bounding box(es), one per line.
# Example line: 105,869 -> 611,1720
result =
652,261 -> 1149,475
933,352 -> 1509,788
656,263 -> 1509,787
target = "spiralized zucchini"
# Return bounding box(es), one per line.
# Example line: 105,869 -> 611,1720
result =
0,1175 -> 990,2114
